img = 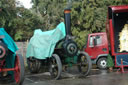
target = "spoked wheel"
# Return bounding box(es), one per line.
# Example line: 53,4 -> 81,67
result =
27,57 -> 41,73
14,54 -> 25,85
49,54 -> 62,80
77,51 -> 92,77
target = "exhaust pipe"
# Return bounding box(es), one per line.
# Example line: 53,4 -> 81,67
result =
63,8 -> 78,57
64,8 -> 71,37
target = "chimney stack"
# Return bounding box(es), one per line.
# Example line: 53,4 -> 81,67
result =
64,8 -> 71,36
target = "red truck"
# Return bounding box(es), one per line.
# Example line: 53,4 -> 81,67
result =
84,5 -> 128,69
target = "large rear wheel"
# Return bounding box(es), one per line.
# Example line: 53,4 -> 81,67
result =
49,54 -> 62,80
14,54 -> 25,85
77,51 -> 92,77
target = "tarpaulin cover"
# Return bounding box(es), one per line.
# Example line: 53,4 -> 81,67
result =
26,22 -> 66,59
0,28 -> 18,74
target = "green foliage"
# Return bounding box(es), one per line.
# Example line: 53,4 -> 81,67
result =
0,0 -> 128,48
0,0 -> 17,37
0,0 -> 44,41
13,8 -> 44,41
31,0 -> 67,30
71,0 -> 128,49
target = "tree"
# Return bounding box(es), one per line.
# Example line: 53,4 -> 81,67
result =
0,0 -> 16,28
70,0 -> 128,49
0,0 -> 44,41
31,0 -> 67,30
13,7 -> 44,41
1,0 -> 128,46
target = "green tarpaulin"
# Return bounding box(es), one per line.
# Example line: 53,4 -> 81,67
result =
26,22 -> 66,59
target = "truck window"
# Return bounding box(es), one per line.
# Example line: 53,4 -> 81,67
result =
96,36 -> 102,45
89,36 -> 95,47
89,35 -> 102,47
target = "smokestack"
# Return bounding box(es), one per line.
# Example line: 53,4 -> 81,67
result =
64,8 -> 71,36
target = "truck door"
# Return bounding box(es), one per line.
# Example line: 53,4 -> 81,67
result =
86,33 -> 108,59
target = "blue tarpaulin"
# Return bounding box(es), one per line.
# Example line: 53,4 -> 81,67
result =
0,28 -> 18,74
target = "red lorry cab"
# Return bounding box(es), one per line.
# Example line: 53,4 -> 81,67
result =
85,32 -> 109,59
84,32 -> 109,69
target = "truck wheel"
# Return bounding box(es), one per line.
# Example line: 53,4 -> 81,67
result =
14,54 -> 25,85
97,57 -> 107,69
77,51 -> 92,77
49,54 -> 62,80
27,57 -> 41,73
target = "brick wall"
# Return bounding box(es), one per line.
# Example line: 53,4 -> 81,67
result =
15,42 -> 28,64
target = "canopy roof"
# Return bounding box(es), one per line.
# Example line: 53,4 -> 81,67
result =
109,5 -> 128,13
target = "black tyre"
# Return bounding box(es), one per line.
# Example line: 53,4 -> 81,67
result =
14,54 -> 25,85
49,54 -> 62,80
77,51 -> 92,77
97,57 -> 107,70
97,57 -> 107,69
27,57 -> 41,73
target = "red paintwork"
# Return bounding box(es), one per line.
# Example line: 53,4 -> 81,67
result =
84,32 -> 109,59
0,68 -> 16,72
108,19 -> 115,56
109,5 -> 128,13
14,55 -> 20,83
0,54 -> 20,83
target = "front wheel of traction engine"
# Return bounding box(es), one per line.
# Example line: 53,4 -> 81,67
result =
77,51 -> 92,77
49,54 -> 62,80
14,54 -> 25,85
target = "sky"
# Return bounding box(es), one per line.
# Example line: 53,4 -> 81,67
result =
16,0 -> 33,9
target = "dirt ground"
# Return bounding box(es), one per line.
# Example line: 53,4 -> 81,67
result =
1,66 -> 128,85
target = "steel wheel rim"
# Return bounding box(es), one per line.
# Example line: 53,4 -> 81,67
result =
100,60 -> 107,68
29,60 -> 37,71
50,57 -> 58,78
80,55 -> 89,74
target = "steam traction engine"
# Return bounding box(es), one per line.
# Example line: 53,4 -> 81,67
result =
0,29 -> 25,85
49,8 -> 92,79
27,8 -> 92,80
